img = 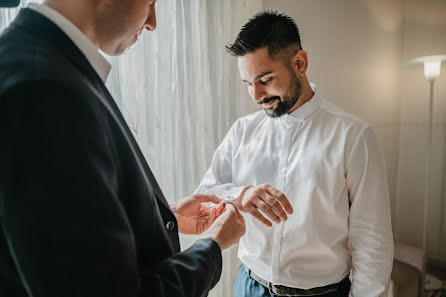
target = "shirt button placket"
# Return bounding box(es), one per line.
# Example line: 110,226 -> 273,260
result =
272,118 -> 294,283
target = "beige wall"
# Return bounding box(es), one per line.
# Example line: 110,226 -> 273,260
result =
396,0 -> 446,259
263,0 -> 405,227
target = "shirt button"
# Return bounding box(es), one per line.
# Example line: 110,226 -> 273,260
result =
165,221 -> 175,231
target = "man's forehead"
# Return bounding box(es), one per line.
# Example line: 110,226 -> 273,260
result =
238,47 -> 271,64
238,49 -> 280,81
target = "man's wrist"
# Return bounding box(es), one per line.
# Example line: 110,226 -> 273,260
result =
224,185 -> 252,201
230,185 -> 252,208
169,201 -> 179,215
205,235 -> 222,250
238,185 -> 252,199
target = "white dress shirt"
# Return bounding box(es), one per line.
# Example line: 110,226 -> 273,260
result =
195,84 -> 394,297
28,3 -> 111,83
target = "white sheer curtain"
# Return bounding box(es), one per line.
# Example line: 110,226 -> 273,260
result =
106,1 -> 262,204
1,1 -> 263,296
105,2 -> 262,295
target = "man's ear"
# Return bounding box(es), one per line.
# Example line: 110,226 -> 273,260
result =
292,50 -> 308,77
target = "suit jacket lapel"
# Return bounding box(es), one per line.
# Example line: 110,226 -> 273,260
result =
94,81 -> 173,211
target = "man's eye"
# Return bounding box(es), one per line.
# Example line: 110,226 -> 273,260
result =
259,78 -> 272,85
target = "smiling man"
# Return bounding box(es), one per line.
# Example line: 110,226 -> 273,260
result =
0,1 -> 246,296
195,11 -> 394,297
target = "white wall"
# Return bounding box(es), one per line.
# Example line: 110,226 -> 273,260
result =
263,0 -> 405,227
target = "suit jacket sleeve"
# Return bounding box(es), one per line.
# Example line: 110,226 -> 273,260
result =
0,81 -> 222,297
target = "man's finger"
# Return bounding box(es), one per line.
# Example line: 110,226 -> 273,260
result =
194,193 -> 223,204
253,198 -> 281,223
224,202 -> 245,224
249,208 -> 272,227
223,201 -> 242,216
236,212 -> 245,224
209,207 -> 219,223
215,203 -> 227,216
266,186 -> 293,214
259,192 -> 288,221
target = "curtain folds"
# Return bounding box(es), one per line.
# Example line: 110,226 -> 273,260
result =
105,2 -> 262,295
106,0 -> 261,203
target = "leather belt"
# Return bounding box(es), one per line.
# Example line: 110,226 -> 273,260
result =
243,264 -> 347,296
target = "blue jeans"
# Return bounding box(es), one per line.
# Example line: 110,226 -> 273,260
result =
232,265 -> 350,297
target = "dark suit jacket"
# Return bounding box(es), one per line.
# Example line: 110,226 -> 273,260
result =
0,8 -> 222,297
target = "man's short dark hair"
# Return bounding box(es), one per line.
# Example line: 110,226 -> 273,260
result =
226,11 -> 302,58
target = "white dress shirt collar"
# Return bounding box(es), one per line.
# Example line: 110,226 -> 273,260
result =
285,82 -> 321,123
28,3 -> 111,83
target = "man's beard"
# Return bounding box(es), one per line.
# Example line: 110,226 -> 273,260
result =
259,71 -> 302,118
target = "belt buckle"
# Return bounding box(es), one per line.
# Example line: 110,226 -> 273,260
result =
268,283 -> 325,297
267,282 -> 277,295
268,282 -> 295,296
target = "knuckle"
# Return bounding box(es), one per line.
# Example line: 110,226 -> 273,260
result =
249,207 -> 259,214
270,200 -> 280,208
259,203 -> 269,212
253,211 -> 262,219
241,200 -> 250,209
247,194 -> 257,201
253,189 -> 262,195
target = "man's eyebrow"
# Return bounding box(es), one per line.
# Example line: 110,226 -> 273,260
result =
242,71 -> 273,83
253,71 -> 273,81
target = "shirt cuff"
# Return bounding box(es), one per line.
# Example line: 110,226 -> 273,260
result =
222,185 -> 250,201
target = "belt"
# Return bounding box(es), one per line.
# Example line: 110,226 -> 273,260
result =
243,264 -> 348,296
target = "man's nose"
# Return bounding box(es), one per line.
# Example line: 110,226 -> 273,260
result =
252,84 -> 267,103
144,5 -> 157,31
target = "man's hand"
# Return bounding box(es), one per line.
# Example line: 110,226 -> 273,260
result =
170,194 -> 226,235
203,202 -> 246,250
233,184 -> 293,227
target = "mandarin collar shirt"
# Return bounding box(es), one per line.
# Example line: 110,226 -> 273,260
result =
195,84 -> 394,297
28,3 -> 111,83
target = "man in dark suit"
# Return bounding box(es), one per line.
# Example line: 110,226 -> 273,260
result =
0,1 -> 246,296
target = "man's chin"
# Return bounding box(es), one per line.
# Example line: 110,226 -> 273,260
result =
101,46 -> 126,57
264,108 -> 282,118
102,40 -> 137,56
